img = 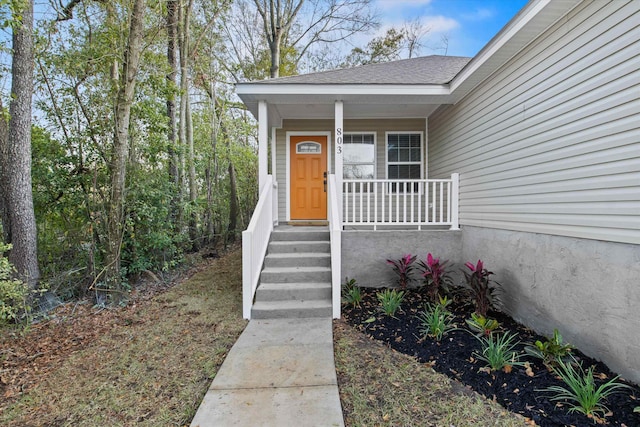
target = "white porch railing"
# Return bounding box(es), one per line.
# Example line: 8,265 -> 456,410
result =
242,174 -> 275,319
327,174 -> 342,319
342,173 -> 460,230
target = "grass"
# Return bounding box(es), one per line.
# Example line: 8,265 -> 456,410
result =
334,320 -> 530,427
0,248 -> 247,427
3,247 -> 533,426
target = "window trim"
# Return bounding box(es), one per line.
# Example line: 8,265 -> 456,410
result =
385,131 -> 424,180
343,131 -> 377,180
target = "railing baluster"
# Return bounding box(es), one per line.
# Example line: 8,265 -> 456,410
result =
440,181 -> 444,222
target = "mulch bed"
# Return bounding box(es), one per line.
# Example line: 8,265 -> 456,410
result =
342,287 -> 640,427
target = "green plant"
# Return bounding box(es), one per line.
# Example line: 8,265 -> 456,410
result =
473,331 -> 524,372
377,289 -> 404,317
417,301 -> 455,341
541,357 -> 630,418
466,313 -> 500,337
0,244 -> 30,325
342,277 -> 362,308
386,254 -> 417,289
463,259 -> 500,316
525,328 -> 573,368
417,253 -> 453,302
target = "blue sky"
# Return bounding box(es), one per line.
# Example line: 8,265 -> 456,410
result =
373,0 -> 529,57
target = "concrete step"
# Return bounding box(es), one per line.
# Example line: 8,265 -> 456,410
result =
251,299 -> 332,319
268,240 -> 330,254
271,228 -> 329,242
256,282 -> 332,302
265,252 -> 331,268
260,266 -> 332,284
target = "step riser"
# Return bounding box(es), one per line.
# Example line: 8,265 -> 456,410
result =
260,270 -> 332,284
271,231 -> 330,242
251,306 -> 332,319
264,256 -> 330,268
268,242 -> 330,254
256,286 -> 331,302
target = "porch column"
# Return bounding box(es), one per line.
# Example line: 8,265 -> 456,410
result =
258,100 -> 268,193
334,100 -> 343,219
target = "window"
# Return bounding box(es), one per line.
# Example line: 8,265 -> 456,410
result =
296,141 -> 321,153
386,132 -> 422,179
343,133 -> 375,179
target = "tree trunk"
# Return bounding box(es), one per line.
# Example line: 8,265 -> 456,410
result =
4,0 -> 40,288
105,0 -> 145,298
166,0 -> 180,226
179,0 -> 199,250
227,160 -> 238,243
0,98 -> 10,245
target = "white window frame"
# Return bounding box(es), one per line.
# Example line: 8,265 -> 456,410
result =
385,131 -> 423,179
385,131 -> 424,193
343,131 -> 377,180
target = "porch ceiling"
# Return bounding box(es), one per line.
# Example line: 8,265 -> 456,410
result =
239,91 -> 450,127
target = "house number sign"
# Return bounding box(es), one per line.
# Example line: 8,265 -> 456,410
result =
336,128 -> 343,154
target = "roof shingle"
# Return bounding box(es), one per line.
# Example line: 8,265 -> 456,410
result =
247,55 -> 472,86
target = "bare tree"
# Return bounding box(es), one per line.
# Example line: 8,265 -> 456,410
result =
251,0 -> 378,78
0,0 -> 41,288
167,0 -> 181,225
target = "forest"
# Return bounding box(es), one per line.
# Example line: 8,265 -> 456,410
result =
0,0 -> 438,321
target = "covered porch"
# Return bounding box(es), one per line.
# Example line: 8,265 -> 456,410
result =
236,56 -> 470,319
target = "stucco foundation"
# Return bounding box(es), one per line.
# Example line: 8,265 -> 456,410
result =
341,230 -> 462,288
462,226 -> 640,384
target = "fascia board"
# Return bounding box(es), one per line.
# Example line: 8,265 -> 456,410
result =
235,83 -> 451,97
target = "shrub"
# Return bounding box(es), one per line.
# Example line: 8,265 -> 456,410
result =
342,277 -> 362,308
525,328 -> 574,368
541,357 -> 630,418
417,253 -> 452,302
466,313 -> 500,337
386,254 -> 416,289
463,259 -> 500,316
0,244 -> 30,325
473,331 -> 524,372
377,289 -> 404,317
417,299 -> 455,341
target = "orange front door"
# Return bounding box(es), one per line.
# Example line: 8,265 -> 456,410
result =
290,135 -> 328,220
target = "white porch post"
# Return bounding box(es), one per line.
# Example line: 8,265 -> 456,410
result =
450,172 -> 460,230
271,126 -> 278,225
334,101 -> 344,220
258,100 -> 268,194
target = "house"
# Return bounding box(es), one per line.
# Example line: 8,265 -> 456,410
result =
236,0 -> 640,384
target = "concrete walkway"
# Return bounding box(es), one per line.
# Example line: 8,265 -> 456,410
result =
190,318 -> 345,427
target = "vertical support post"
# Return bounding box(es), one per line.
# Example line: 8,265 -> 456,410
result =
450,173 -> 460,230
334,100 -> 343,221
271,126 -> 278,225
258,100 -> 268,194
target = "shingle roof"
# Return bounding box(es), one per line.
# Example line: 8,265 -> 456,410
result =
249,55 -> 472,85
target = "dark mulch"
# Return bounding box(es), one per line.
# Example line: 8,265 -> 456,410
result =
342,287 -> 640,427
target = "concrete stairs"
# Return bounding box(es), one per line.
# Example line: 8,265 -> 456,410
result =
251,226 -> 332,319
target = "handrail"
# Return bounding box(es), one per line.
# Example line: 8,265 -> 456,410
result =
327,174 -> 342,319
242,175 -> 274,319
342,176 -> 459,230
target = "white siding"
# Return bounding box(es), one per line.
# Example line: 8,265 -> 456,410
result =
276,119 -> 426,221
428,0 -> 640,245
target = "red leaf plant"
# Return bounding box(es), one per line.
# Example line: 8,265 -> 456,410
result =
386,254 -> 417,290
418,253 -> 452,302
463,259 -> 499,317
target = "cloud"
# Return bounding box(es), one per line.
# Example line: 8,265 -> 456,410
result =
421,15 -> 459,33
462,8 -> 495,21
376,0 -> 434,9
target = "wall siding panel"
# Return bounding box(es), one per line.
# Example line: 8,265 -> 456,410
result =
428,0 -> 640,245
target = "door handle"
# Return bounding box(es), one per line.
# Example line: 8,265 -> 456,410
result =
323,171 -> 327,192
